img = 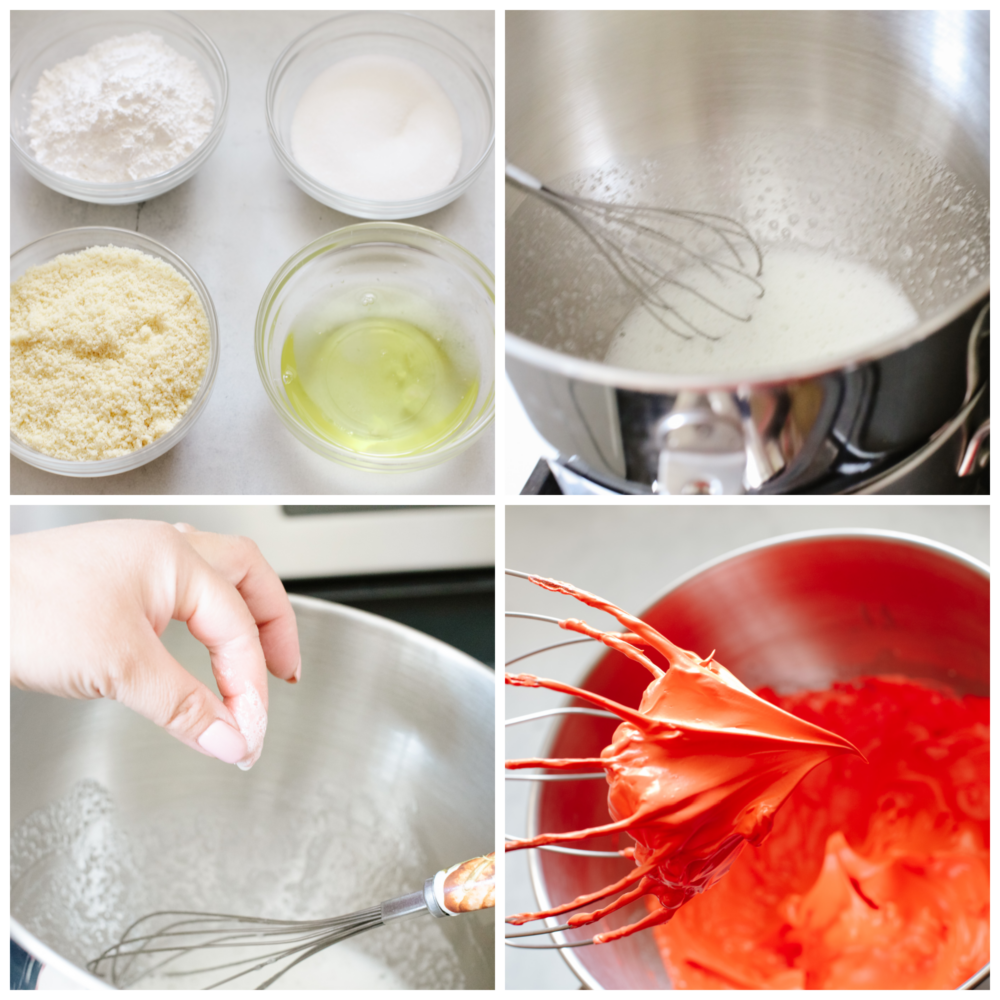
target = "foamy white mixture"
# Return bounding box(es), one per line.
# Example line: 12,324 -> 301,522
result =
507,127 -> 988,373
290,54 -> 462,202
605,245 -> 920,375
11,780 -> 468,990
135,939 -> 409,989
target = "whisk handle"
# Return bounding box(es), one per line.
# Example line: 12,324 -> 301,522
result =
431,852 -> 496,916
505,162 -> 543,191
384,854 -> 496,924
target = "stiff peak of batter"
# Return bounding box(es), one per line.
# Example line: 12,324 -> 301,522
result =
505,574 -> 862,941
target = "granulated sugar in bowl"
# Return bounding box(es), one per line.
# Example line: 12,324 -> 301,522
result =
266,12 -> 494,219
10,227 -> 219,478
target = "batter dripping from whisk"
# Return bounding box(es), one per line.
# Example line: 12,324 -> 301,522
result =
505,574 -> 862,940
506,573 -> 990,988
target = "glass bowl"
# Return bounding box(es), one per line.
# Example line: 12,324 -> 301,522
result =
10,12 -> 228,205
11,227 -> 220,477
255,223 -> 495,471
266,12 -> 494,219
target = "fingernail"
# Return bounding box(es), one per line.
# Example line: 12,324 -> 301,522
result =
289,658 -> 301,684
198,720 -> 248,764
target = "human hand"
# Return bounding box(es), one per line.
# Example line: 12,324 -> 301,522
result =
11,520 -> 300,770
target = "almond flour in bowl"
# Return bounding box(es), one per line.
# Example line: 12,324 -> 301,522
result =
10,227 -> 218,477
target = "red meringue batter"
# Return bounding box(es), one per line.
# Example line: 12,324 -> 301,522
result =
506,575 -> 862,941
650,675 -> 989,989
506,574 -> 989,987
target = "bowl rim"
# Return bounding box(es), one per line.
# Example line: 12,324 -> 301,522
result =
525,528 -> 989,990
254,220 -> 495,473
10,919 -> 113,991
642,528 -> 990,603
11,225 -> 220,478
10,10 -> 229,203
264,10 -> 495,219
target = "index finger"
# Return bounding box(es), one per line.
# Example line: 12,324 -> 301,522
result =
173,524 -> 301,683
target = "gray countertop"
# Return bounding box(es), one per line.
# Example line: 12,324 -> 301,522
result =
11,11 -> 495,496
504,506 -> 988,989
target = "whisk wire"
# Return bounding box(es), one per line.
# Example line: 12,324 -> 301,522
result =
504,922 -> 596,949
505,637 -> 595,667
89,904 -> 388,989
506,164 -> 765,342
505,568 -> 650,949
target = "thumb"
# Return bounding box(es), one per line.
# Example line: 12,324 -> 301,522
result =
113,621 -> 248,765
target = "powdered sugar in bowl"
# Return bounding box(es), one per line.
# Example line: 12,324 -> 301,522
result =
266,13 -> 494,219
11,12 -> 228,205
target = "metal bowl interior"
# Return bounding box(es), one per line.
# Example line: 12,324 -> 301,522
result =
10,11 -> 228,205
11,595 -> 495,989
506,10 -> 989,387
10,227 -> 219,477
529,532 -> 988,989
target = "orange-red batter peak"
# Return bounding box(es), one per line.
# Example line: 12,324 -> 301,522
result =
603,655 -> 863,865
633,654 -> 864,756
650,676 -> 989,989
506,574 -> 864,943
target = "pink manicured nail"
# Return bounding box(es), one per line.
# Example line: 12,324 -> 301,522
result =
198,720 -> 248,764
292,659 -> 302,683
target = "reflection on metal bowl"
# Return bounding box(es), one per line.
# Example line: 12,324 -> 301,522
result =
506,11 -> 989,494
11,595 -> 494,989
527,532 -> 988,989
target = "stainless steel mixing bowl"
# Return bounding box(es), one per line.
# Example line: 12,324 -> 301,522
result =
525,531 -> 989,988
11,595 -> 495,988
506,11 -> 989,494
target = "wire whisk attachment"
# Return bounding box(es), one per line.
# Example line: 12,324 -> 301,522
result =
505,569 -> 636,951
506,162 -> 764,342
504,706 -> 630,952
89,853 -> 495,989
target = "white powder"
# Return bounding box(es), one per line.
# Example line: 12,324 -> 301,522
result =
290,54 -> 462,202
26,32 -> 214,183
230,681 -> 267,771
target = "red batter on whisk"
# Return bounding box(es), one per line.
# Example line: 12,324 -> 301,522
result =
506,575 -> 989,988
505,574 -> 862,941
